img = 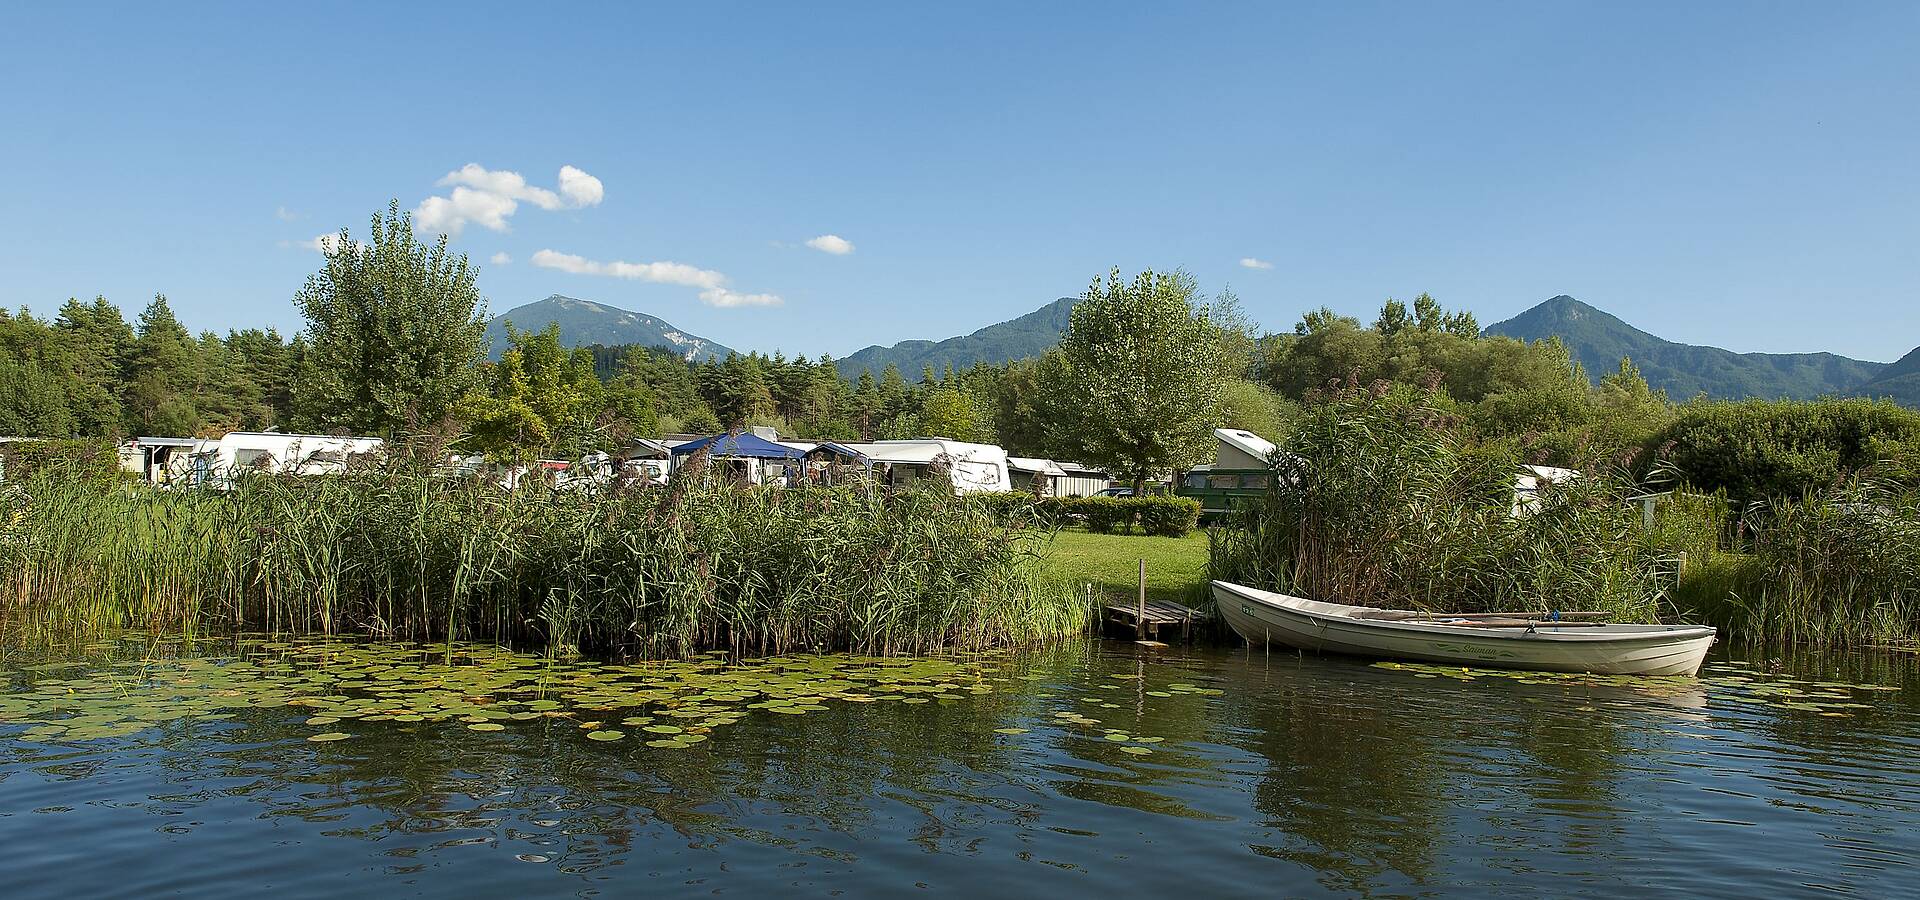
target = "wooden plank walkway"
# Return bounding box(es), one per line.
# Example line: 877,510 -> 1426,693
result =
1104,599 -> 1207,641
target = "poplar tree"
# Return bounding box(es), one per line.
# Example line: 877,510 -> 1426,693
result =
1041,268 -> 1236,491
291,201 -> 487,436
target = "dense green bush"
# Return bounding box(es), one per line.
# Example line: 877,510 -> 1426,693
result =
1654,398 -> 1920,504
966,492 -> 1201,537
1074,496 -> 1132,534
1135,496 -> 1202,536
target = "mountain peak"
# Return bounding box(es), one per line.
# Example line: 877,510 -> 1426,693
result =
486,296 -> 733,361
1538,294 -> 1594,314
835,297 -> 1079,378
1486,295 -> 1884,401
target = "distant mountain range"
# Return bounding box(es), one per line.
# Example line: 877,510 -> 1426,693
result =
492,291 -> 1917,407
1485,296 -> 1901,402
486,295 -> 735,361
832,297 -> 1078,378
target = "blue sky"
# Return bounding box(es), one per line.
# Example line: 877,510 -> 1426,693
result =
2,2 -> 1915,360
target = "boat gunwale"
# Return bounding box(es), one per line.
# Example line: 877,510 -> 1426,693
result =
1211,580 -> 1717,644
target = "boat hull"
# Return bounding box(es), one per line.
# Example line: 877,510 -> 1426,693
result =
1213,581 -> 1715,676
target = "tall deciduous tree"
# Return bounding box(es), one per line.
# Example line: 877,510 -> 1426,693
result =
458,323 -> 607,457
1041,268 -> 1236,490
291,201 -> 487,436
915,387 -> 979,441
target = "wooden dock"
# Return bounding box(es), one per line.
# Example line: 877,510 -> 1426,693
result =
1104,598 -> 1207,641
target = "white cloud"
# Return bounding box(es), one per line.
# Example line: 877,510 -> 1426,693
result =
275,206 -> 301,222
558,165 -> 604,207
804,234 -> 855,255
533,248 -> 782,309
531,249 -> 726,289
437,163 -> 563,210
699,288 -> 784,308
1239,257 -> 1274,270
414,164 -> 605,237
416,186 -> 518,236
490,252 -> 511,265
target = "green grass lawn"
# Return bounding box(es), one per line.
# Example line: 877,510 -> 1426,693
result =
1039,527 -> 1211,605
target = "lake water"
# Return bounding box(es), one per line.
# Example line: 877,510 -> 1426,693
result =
1,634 -> 1916,898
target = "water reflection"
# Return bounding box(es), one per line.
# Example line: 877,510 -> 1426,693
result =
2,636 -> 1918,897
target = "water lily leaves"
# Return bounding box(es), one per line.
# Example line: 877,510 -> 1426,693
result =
1120,746 -> 1153,756
585,730 -> 624,741
994,727 -> 1028,735
307,732 -> 351,742
0,636 -> 1019,749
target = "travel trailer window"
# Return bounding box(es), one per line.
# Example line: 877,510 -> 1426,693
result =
235,449 -> 273,468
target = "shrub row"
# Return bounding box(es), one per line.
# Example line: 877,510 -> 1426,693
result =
966,492 -> 1202,537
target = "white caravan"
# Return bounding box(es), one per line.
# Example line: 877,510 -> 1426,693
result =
851,439 -> 1014,495
184,432 -> 384,488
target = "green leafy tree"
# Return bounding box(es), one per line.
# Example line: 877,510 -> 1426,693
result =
459,323 -> 605,456
291,201 -> 487,435
914,387 -> 979,441
602,365 -> 661,440
1041,268 -> 1236,490
1218,379 -> 1294,443
0,350 -> 77,436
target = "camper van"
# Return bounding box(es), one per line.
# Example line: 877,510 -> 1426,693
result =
851,439 -> 1014,496
182,432 -> 384,488
1177,428 -> 1282,522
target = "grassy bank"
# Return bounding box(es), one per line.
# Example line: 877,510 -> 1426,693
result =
0,464 -> 1088,658
1040,528 -> 1210,605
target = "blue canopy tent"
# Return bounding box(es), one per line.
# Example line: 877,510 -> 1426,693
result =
670,432 -> 806,460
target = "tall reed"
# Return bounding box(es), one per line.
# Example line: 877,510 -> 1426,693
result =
1676,481 -> 1920,647
0,464 -> 1086,657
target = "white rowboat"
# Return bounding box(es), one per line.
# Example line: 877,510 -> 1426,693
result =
1212,581 -> 1716,676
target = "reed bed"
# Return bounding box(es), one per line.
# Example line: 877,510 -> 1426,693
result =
1208,385 -> 1672,621
0,461 -> 1086,658
1675,482 -> 1920,647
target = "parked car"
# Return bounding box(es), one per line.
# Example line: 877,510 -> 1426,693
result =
1093,487 -> 1136,498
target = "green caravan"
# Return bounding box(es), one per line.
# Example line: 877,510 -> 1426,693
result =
1174,428 -> 1279,524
